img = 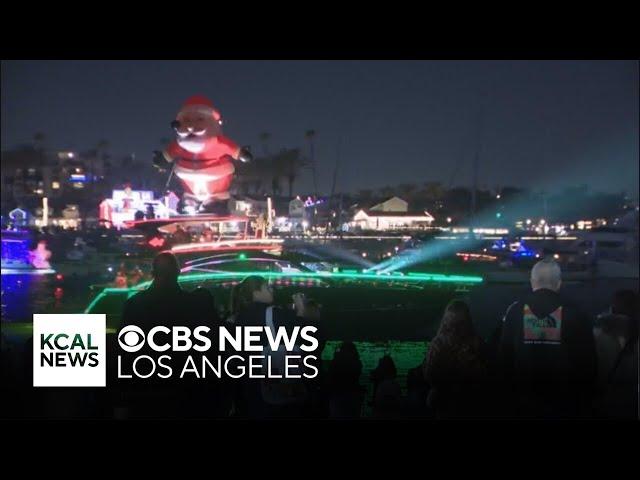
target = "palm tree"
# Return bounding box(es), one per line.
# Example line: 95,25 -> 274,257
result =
235,157 -> 267,195
305,130 -> 318,196
287,149 -> 307,198
271,176 -> 282,196
271,148 -> 306,198
259,132 -> 271,156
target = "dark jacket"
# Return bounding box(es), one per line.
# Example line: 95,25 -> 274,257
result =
424,333 -> 489,418
228,302 -> 320,418
118,284 -> 220,389
116,284 -> 222,418
121,284 -> 219,331
498,288 -> 597,417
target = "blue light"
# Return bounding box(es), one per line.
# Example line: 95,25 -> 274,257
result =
511,240 -> 535,258
491,240 -> 507,250
1,237 -> 31,265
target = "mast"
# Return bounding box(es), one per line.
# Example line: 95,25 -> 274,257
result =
471,107 -> 484,231
325,137 -> 342,240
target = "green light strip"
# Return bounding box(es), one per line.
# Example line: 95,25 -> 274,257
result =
161,270 -> 480,285
126,270 -> 481,298
83,288 -> 136,314
85,270 -> 483,313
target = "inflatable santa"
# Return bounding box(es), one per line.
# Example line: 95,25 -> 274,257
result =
154,95 -> 252,212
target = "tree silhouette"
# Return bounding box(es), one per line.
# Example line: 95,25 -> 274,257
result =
259,132 -> 271,156
422,182 -> 445,201
358,189 -> 373,201
305,130 -> 318,196
33,132 -> 46,150
398,183 -> 418,199
379,185 -> 396,199
272,148 -> 307,197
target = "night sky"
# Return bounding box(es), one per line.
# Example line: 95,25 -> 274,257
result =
2,60 -> 638,197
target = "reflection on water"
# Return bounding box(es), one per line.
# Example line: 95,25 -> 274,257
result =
1,273 -> 95,322
1,274 -> 55,321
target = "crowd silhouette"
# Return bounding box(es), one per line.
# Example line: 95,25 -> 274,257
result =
2,253 -> 638,420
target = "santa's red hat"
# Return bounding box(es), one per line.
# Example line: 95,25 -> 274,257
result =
179,95 -> 221,121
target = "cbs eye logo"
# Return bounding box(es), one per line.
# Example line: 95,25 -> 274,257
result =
118,325 -> 145,353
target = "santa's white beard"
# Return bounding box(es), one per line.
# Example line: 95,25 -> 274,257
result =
178,138 -> 206,153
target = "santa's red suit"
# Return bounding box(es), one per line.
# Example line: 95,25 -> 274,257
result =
159,95 -> 250,206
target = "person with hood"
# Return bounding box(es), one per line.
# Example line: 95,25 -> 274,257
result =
498,259 -> 597,418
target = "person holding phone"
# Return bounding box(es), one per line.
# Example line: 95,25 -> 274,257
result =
226,276 -> 320,418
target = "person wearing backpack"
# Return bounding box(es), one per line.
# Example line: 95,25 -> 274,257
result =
227,275 -> 319,418
498,259 -> 597,418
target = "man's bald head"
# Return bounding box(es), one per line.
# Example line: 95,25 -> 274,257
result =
530,259 -> 562,292
152,252 -> 181,286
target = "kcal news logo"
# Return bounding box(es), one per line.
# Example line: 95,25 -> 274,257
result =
33,314 -> 106,387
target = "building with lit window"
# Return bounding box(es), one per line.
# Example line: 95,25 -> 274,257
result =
348,197 -> 435,231
0,147 -> 88,206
